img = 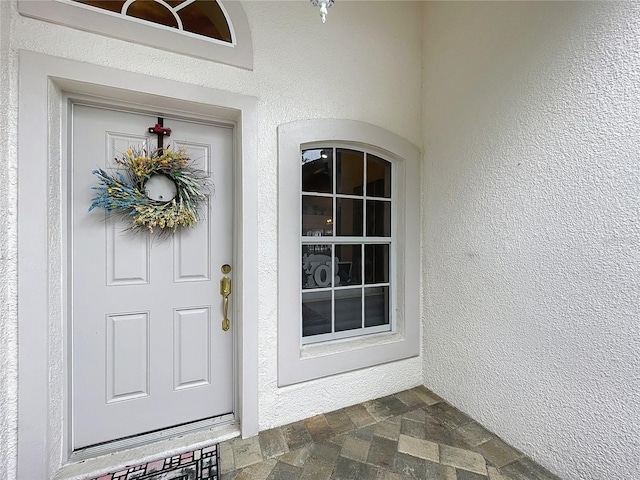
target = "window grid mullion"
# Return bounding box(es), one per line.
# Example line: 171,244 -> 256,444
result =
332,148 -> 337,333
362,153 -> 368,328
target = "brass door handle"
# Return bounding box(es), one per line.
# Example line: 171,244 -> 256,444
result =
220,265 -> 231,331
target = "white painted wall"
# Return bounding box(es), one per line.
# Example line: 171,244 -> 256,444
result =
423,2 -> 640,479
0,2 -> 423,478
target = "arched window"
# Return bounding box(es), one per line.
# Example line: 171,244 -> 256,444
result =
72,0 -> 232,43
278,120 -> 421,386
19,0 -> 253,69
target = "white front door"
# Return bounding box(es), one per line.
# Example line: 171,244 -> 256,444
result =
70,103 -> 234,449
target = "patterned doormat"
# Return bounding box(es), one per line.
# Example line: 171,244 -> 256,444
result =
91,444 -> 219,480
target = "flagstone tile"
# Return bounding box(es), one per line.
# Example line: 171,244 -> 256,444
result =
304,414 -> 333,443
499,458 -> 561,480
277,445 -> 313,468
476,437 -> 523,468
402,408 -> 427,424
333,456 -> 380,480
410,386 -> 443,406
282,421 -> 313,451
235,458 -> 277,480
264,461 -> 302,480
367,435 -> 398,471
377,395 -> 412,416
457,422 -> 495,448
440,444 -> 488,476
341,435 -> 371,463
325,408 -> 357,436
352,424 -> 376,442
258,428 -> 289,459
231,436 -> 263,470
487,466 -> 513,480
375,470 -> 415,480
457,469 -> 489,480
220,441 -> 235,474
364,399 -> 394,422
424,460 -> 458,480
394,390 -> 425,408
344,404 -> 377,428
394,452 -> 426,479
374,417 -> 402,441
299,457 -> 333,480
397,434 -> 439,463
428,403 -> 474,430
217,388 -> 562,480
309,441 -> 341,466
400,417 -> 426,440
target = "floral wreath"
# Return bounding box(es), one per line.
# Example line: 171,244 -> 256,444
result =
89,145 -> 209,234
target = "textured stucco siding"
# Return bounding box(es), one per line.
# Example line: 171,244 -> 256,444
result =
422,2 -> 640,479
0,2 -> 19,480
0,2 -> 423,478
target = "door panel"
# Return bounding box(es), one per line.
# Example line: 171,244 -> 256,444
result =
71,104 -> 234,449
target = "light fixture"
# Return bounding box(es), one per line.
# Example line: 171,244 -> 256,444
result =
310,0 -> 334,23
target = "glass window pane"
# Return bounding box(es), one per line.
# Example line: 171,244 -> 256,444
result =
302,245 -> 334,289
365,244 -> 389,284
73,1 -> 125,14
336,198 -> 363,236
335,289 -> 362,332
178,0 -> 232,42
335,244 -> 362,286
366,200 -> 391,237
302,149 -> 333,193
127,1 -> 179,28
336,149 -> 364,195
302,196 -> 333,236
302,291 -> 332,337
364,286 -> 389,327
367,155 -> 391,198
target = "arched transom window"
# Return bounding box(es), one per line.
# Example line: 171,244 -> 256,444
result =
18,0 -> 253,69
72,0 -> 232,43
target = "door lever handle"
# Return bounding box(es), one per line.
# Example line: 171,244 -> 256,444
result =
220,265 -> 232,331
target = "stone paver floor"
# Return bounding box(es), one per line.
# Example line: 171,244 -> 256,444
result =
219,386 -> 560,480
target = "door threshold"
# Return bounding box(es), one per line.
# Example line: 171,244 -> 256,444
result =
55,422 -> 240,480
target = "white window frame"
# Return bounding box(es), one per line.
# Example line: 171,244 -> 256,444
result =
300,145 -> 395,345
18,0 -> 253,70
278,119 -> 421,386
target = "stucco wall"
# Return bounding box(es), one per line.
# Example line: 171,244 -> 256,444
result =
423,2 -> 640,479
0,2 -> 19,480
0,1 -> 423,478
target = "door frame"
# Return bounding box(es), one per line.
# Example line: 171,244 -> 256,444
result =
17,50 -> 259,479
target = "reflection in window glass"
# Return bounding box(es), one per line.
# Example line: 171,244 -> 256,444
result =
365,244 -> 389,284
302,196 -> 333,236
366,200 -> 391,237
335,244 -> 362,286
72,0 -> 233,42
127,1 -> 178,27
301,146 -> 393,343
365,286 -> 389,327
336,198 -> 363,236
367,155 -> 392,198
302,244 -> 333,289
336,149 -> 364,195
302,149 -> 333,193
302,291 -> 332,337
335,289 -> 362,332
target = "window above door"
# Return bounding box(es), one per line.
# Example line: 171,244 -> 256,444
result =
18,0 -> 253,69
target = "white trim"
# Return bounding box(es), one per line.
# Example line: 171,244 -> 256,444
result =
17,50 -> 258,479
18,0 -> 253,70
278,119 -> 421,386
